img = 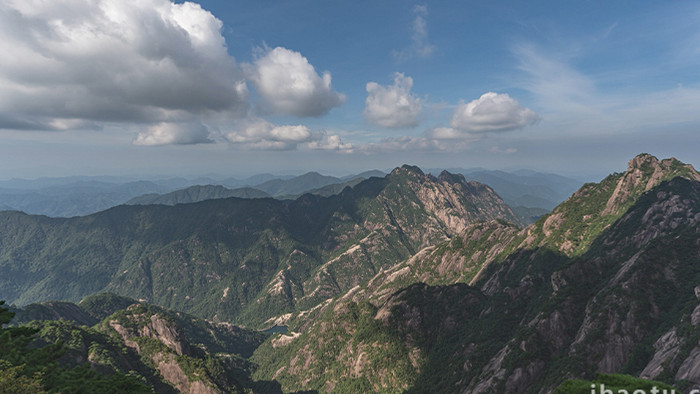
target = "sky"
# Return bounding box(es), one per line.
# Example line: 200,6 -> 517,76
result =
1,0 -> 699,180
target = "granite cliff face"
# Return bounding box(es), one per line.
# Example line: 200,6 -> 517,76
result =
0,165 -> 518,330
4,155 -> 699,393
459,176 -> 700,393
108,305 -> 221,394
518,153 -> 700,256
275,165 -> 521,317
253,154 -> 700,393
8,295 -> 270,394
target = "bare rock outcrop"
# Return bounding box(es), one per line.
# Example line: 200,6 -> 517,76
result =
603,153 -> 700,215
108,307 -> 190,356
641,329 -> 682,380
676,346 -> 700,386
153,353 -> 220,394
140,314 -> 191,356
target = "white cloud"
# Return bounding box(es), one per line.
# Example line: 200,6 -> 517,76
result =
392,5 -> 435,61
421,92 -> 538,142
134,122 -> 213,146
225,119 -> 312,150
450,92 -> 539,133
0,0 -> 248,132
307,133 -> 354,152
364,73 -> 423,128
249,47 -> 346,117
362,92 -> 537,151
225,118 -> 351,152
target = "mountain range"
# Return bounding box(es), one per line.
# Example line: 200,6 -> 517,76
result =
0,169 -> 578,224
0,165 -> 520,327
2,153 -> 698,393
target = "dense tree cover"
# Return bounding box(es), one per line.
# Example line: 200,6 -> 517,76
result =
0,166 -> 519,330
0,300 -> 152,393
1,155 -> 699,393
252,160 -> 700,392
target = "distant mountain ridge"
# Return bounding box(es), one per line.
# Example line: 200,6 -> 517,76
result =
124,172 -> 385,206
0,180 -> 170,217
0,166 -> 519,329
253,171 -> 344,197
0,170 -> 387,216
127,185 -> 271,205
431,168 -> 581,207
0,167 -> 578,222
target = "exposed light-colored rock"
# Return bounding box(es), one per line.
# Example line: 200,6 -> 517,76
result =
271,331 -> 301,348
139,314 -> 190,356
154,352 -> 220,394
641,328 -> 681,379
676,346 -> 700,385
693,305 -> 700,327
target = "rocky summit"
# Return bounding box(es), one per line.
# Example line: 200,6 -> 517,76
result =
2,154 -> 699,393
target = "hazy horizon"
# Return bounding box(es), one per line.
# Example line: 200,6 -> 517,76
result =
0,158 -> 624,184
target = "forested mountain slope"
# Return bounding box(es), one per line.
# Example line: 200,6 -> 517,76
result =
252,154 -> 700,393
3,154 -> 698,393
126,185 -> 271,205
0,165 -> 519,329
2,294 -> 272,393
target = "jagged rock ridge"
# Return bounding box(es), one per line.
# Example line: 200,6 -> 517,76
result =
253,154 -> 700,393
0,165 -> 519,329
4,154 -> 699,393
9,295 -> 272,394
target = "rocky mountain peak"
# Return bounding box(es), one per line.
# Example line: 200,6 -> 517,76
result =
603,154 -> 700,215
520,154 -> 700,256
627,152 -> 659,170
391,164 -> 425,176
437,170 -> 467,185
625,153 -> 700,181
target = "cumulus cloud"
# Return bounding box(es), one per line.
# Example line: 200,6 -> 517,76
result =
225,119 -> 313,150
356,92 -> 537,152
134,122 -> 213,146
364,73 -> 423,128
248,47 -> 346,117
307,132 -> 354,152
421,93 -> 538,142
450,92 -> 539,133
0,0 -> 248,132
225,119 -> 351,151
392,5 -> 436,61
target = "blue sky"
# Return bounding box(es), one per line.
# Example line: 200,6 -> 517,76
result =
0,0 -> 699,179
